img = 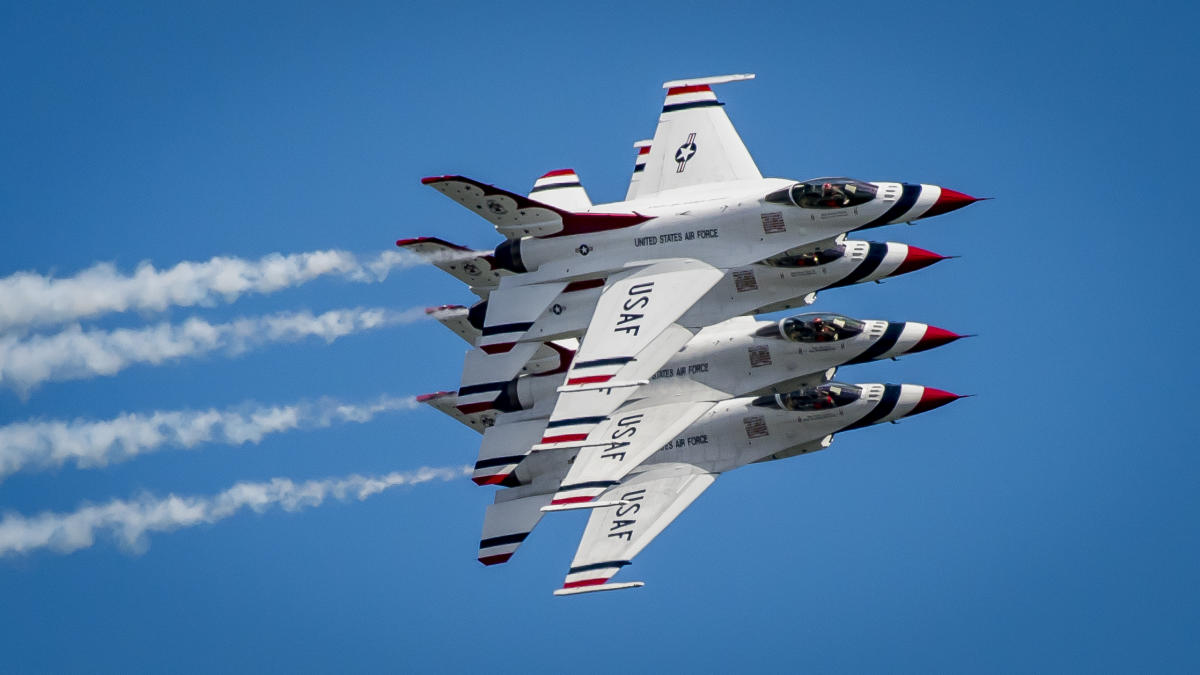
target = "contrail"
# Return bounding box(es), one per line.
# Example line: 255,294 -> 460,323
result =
0,465 -> 471,556
0,395 -> 419,482
0,306 -> 426,393
0,249 -> 422,333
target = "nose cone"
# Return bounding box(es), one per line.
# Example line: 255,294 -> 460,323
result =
892,245 -> 948,277
921,188 -> 981,219
907,325 -> 964,354
905,387 -> 964,417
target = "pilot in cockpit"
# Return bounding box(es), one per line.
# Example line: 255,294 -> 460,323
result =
821,182 -> 850,207
810,317 -> 838,341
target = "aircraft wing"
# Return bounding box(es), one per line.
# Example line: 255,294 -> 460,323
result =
542,400 -> 715,507
628,74 -> 761,201
535,259 -> 723,447
554,462 -> 717,596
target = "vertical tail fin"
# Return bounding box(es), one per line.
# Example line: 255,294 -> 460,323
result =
528,169 -> 592,211
625,140 -> 652,201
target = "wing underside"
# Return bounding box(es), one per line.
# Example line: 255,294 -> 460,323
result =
555,462 -> 717,595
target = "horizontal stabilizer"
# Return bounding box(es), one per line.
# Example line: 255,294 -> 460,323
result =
422,175 -> 651,239
395,237 -> 503,297
553,581 -> 644,597
416,390 -> 495,433
426,305 -> 478,345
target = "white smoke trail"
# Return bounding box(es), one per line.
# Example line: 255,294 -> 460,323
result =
0,307 -> 426,392
0,465 -> 471,556
0,249 -> 422,333
0,395 -> 419,482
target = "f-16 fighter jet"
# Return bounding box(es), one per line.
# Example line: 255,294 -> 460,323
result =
474,380 -> 965,595
416,74 -> 981,437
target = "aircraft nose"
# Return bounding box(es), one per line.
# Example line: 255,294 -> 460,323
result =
892,245 -> 948,276
905,387 -> 965,417
907,325 -> 964,354
921,187 -> 981,219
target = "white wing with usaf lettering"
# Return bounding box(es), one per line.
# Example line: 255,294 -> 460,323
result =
554,462 -> 717,596
629,74 -> 761,201
536,259 -> 722,448
543,401 -> 715,507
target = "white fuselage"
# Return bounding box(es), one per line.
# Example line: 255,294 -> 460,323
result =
487,239 -> 918,349
504,383 -> 930,495
510,179 -> 928,281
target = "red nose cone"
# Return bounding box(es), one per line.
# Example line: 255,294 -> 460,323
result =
920,188 -> 980,220
907,325 -> 963,354
892,245 -> 947,277
906,387 -> 963,417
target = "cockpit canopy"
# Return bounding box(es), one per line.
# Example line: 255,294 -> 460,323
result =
762,244 -> 846,268
752,383 -> 864,411
778,313 -> 865,343
766,178 -> 878,209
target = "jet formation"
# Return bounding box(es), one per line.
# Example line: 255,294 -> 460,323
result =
402,74 -> 981,596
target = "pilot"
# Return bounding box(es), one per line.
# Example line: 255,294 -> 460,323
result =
821,182 -> 850,207
811,317 -> 837,341
810,317 -> 825,341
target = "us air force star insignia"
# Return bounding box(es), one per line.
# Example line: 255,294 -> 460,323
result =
675,132 -> 698,173
575,244 -> 592,256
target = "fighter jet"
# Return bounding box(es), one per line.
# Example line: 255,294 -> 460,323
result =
473,380 -> 966,594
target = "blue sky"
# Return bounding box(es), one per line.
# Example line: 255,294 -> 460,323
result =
2,1 -> 1199,672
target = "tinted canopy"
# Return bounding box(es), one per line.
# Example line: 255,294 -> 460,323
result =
779,313 -> 865,343
766,178 -> 878,209
752,383 -> 864,411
